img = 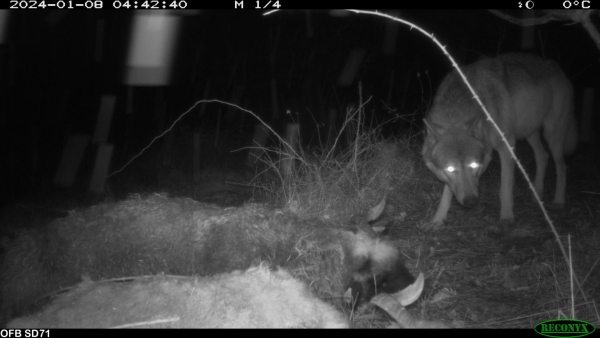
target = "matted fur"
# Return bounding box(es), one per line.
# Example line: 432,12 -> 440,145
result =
7,266 -> 349,328
0,194 -> 415,325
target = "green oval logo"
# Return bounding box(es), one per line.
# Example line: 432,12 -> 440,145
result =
535,319 -> 596,338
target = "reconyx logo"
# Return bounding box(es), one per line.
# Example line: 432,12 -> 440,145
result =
535,319 -> 596,338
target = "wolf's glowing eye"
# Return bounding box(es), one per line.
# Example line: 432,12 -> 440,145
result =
468,162 -> 480,169
445,166 -> 456,173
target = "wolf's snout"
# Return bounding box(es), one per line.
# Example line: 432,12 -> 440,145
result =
461,195 -> 479,208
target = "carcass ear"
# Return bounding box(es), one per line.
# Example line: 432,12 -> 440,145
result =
350,217 -> 376,238
352,194 -> 386,238
366,194 -> 386,222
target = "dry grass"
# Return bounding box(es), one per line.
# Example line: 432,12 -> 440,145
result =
1,102 -> 598,328
381,146 -> 599,328
243,103 -> 599,328
250,107 -> 416,223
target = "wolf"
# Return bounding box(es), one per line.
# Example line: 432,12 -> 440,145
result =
422,53 -> 578,228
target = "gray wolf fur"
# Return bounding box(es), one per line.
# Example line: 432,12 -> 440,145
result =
422,53 -> 578,227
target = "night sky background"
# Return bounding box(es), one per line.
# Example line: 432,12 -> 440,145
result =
1,9 -> 598,206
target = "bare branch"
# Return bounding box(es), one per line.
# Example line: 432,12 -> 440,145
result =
488,10 -> 600,52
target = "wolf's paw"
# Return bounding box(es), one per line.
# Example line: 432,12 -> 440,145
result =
418,218 -> 444,231
499,210 -> 515,224
498,218 -> 515,230
483,218 -> 513,238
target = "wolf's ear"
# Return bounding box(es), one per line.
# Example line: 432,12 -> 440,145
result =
423,119 -> 441,138
466,115 -> 484,139
422,119 -> 441,153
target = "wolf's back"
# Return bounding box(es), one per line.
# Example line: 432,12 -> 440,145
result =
427,53 -> 575,136
495,53 -> 567,82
